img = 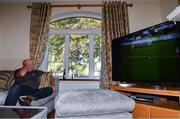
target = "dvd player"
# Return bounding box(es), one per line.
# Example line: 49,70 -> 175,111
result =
130,94 -> 160,103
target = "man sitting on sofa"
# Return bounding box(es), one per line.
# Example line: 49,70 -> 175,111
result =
4,59 -> 57,106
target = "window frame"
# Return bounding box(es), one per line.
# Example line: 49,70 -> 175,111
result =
45,11 -> 102,80
48,18 -> 102,80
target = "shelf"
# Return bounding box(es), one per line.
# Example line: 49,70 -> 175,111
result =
138,101 -> 180,111
133,102 -> 180,118
167,5 -> 180,21
110,85 -> 180,118
110,86 -> 180,97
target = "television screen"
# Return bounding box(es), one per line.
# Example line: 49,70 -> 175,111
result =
112,21 -> 180,85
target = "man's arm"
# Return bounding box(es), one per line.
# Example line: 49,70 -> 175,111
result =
50,75 -> 57,92
16,59 -> 33,77
16,67 -> 28,77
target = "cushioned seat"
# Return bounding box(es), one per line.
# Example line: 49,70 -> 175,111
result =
55,89 -> 135,118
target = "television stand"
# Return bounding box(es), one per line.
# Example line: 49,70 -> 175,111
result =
110,85 -> 180,118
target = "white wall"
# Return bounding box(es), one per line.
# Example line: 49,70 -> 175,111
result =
0,3 -> 31,69
0,5 -> 3,59
51,7 -> 102,20
0,28 -> 2,60
0,1 -> 177,70
160,0 -> 178,21
128,0 -> 162,33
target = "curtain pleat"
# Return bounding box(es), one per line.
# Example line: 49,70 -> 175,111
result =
29,3 -> 52,69
100,1 -> 130,89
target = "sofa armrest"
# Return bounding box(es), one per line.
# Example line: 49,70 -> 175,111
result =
31,78 -> 59,106
31,92 -> 57,106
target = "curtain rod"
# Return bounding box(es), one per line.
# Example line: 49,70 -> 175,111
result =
27,3 -> 133,9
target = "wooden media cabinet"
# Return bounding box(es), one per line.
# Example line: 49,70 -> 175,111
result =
110,85 -> 180,118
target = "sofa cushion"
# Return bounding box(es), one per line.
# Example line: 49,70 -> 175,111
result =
55,89 -> 135,117
38,72 -> 53,89
57,112 -> 132,118
0,70 -> 14,90
0,91 -> 8,105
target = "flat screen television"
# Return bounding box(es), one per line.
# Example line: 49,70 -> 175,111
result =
112,21 -> 180,87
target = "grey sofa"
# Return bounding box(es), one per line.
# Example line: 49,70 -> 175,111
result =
0,70 -> 59,113
55,89 -> 135,119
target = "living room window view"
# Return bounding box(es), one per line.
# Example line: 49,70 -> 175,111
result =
48,17 -> 102,80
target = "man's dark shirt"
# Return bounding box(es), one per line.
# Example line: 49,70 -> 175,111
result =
14,69 -> 44,89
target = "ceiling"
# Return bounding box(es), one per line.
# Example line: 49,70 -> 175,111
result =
0,0 -> 160,4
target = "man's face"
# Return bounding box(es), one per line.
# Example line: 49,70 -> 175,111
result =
23,59 -> 33,71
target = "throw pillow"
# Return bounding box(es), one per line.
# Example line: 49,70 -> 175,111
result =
0,70 -> 14,90
38,72 -> 53,89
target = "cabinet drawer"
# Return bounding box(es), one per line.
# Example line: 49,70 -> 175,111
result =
151,108 -> 180,118
133,103 -> 150,118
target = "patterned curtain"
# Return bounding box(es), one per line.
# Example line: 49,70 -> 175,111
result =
29,3 -> 52,69
100,1 -> 130,89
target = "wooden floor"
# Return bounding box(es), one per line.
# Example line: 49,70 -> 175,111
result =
47,110 -> 55,118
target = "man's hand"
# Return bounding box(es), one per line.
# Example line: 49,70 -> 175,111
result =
50,75 -> 57,93
51,85 -> 57,93
16,59 -> 33,77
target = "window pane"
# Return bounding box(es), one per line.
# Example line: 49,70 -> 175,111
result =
48,35 -> 65,76
50,17 -> 101,29
94,35 -> 101,77
68,35 -> 89,78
